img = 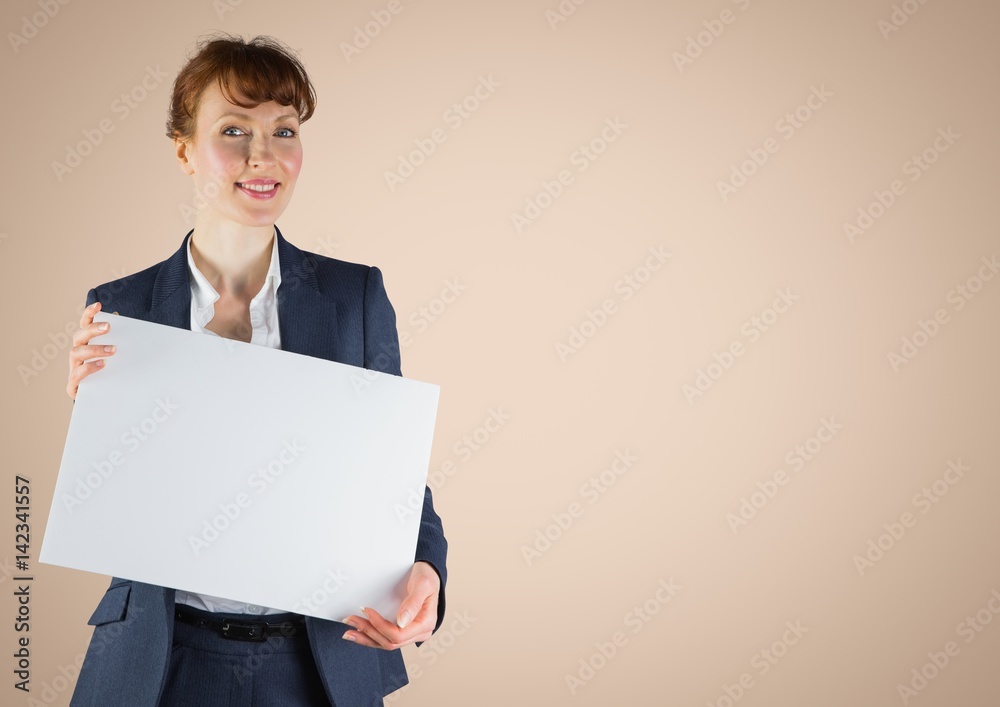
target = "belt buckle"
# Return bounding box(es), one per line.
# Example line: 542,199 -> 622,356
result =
220,619 -> 268,641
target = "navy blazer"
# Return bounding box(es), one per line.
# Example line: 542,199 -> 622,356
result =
69,225 -> 448,707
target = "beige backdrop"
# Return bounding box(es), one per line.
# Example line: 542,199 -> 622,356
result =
3,0 -> 998,705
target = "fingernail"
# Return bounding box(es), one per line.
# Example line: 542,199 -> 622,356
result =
397,611 -> 411,628
104,345 -> 115,353
360,606 -> 368,616
95,360 -> 104,367
100,323 -> 109,330
343,633 -> 356,641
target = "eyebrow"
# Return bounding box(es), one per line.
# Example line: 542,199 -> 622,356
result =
215,112 -> 299,123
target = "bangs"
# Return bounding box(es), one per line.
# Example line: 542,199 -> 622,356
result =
213,52 -> 313,121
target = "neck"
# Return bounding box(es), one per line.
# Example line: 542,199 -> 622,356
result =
189,216 -> 274,300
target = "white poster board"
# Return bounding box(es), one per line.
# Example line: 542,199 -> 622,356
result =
40,311 -> 440,621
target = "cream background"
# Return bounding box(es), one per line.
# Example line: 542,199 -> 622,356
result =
2,0 -> 998,705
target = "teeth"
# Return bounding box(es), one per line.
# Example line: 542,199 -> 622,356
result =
238,183 -> 276,192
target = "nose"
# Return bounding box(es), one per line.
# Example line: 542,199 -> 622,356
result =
247,135 -> 276,167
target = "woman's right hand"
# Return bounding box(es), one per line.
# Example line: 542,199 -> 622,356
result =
67,301 -> 117,401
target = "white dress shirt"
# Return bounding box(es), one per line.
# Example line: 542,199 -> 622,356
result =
173,227 -> 285,616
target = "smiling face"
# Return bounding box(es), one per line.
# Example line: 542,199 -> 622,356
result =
175,79 -> 303,229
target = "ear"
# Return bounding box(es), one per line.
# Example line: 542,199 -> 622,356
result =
174,137 -> 195,176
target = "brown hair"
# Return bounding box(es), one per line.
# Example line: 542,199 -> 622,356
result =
165,32 -> 317,142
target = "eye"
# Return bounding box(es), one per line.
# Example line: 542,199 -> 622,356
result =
222,126 -> 246,136
276,127 -> 298,138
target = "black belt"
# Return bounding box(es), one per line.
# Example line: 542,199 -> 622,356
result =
174,606 -> 305,642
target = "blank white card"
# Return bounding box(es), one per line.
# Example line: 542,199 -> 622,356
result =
40,311 -> 440,621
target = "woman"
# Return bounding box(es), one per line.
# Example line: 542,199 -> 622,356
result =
64,33 -> 448,706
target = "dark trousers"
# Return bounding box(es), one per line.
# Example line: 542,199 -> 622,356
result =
158,606 -> 331,706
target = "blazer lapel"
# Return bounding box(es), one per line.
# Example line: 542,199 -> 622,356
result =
148,231 -> 193,331
147,225 -> 339,361
273,225 -> 340,361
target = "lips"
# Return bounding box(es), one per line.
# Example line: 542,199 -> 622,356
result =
235,181 -> 279,199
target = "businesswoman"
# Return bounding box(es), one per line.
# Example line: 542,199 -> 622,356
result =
64,33 -> 448,706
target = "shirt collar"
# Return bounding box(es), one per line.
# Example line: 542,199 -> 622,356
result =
187,226 -> 282,312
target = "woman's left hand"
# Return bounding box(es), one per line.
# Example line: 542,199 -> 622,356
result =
341,561 -> 440,649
